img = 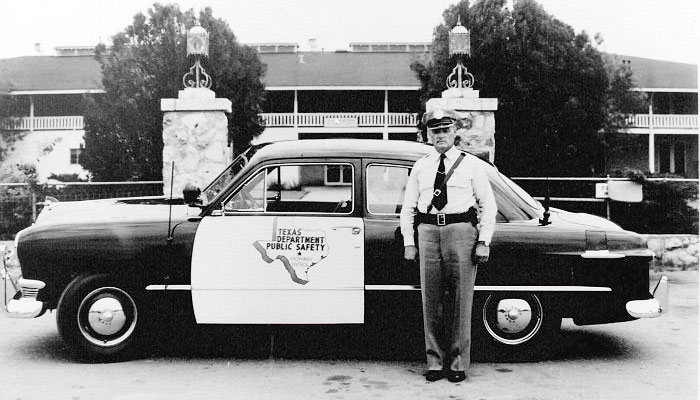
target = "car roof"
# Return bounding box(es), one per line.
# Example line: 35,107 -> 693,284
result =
249,139 -> 434,163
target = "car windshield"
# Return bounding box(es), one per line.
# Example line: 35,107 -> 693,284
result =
497,172 -> 543,211
482,163 -> 543,221
200,145 -> 261,205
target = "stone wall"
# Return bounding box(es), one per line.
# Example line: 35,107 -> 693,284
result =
161,88 -> 231,196
453,111 -> 496,162
644,234 -> 699,271
162,111 -> 231,195
425,88 -> 498,163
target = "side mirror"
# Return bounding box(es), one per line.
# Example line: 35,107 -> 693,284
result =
183,183 -> 202,206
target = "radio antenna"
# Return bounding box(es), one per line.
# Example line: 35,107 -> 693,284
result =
167,161 -> 175,244
539,176 -> 551,226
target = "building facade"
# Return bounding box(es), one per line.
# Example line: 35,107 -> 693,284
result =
607,55 -> 698,177
0,46 -> 103,180
0,44 -> 697,180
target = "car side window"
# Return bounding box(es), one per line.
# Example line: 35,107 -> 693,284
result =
224,163 -> 354,214
366,164 -> 410,215
224,169 -> 265,212
365,162 -> 509,222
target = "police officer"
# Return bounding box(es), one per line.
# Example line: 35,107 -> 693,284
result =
400,108 -> 497,382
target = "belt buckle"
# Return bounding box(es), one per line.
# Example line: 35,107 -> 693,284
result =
437,213 -> 446,226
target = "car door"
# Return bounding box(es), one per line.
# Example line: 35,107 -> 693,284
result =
362,160 -> 420,287
190,160 -> 364,324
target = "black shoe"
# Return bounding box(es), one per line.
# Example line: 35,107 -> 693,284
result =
446,370 -> 466,382
425,370 -> 443,382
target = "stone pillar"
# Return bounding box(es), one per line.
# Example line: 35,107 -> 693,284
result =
425,88 -> 498,162
161,87 -> 232,196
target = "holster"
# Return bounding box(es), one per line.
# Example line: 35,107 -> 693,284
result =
413,206 -> 478,244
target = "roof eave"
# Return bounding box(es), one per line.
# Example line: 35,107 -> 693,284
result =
265,85 -> 421,91
10,89 -> 105,95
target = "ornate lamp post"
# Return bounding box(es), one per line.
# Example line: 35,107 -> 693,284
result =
424,15 -> 497,162
183,21 -> 212,89
162,19 -> 231,197
446,16 -> 475,90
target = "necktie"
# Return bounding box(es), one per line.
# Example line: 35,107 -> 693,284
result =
432,154 -> 447,211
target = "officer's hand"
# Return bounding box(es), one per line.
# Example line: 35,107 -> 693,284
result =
474,242 -> 490,265
404,245 -> 418,261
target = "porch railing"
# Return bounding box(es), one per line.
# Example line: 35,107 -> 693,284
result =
0,116 -> 84,131
260,112 -> 419,127
1,113 -> 696,131
625,114 -> 698,129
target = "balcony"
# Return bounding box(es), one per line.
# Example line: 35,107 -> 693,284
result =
260,112 -> 419,127
624,114 -> 698,134
0,116 -> 84,131
1,113 -> 695,133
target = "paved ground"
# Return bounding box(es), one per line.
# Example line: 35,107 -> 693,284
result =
1,268 -> 696,400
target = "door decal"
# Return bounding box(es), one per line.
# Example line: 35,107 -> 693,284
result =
253,217 -> 329,285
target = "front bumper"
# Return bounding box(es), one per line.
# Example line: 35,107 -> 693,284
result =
626,275 -> 669,318
5,278 -> 46,318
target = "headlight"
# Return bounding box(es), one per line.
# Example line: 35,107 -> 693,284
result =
14,226 -> 28,250
8,227 -> 30,271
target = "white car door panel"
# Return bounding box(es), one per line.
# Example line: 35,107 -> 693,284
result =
191,215 -> 364,324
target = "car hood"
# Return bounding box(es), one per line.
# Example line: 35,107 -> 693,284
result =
33,196 -> 201,226
547,207 -> 623,231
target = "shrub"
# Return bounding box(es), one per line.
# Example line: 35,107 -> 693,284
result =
610,172 -> 698,234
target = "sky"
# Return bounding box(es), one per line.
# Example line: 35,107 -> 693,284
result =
1,0 -> 698,65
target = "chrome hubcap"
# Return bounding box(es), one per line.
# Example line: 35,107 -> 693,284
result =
78,287 -> 137,347
482,294 -> 543,345
87,297 -> 127,336
496,299 -> 532,334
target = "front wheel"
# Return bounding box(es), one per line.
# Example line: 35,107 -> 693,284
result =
472,292 -> 562,362
57,274 -> 142,361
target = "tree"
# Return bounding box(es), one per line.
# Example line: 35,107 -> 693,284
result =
81,4 -> 266,181
412,0 -> 641,177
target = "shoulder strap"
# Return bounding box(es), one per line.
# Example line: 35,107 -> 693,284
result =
426,152 -> 466,213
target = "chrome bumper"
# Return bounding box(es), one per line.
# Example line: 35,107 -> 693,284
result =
5,278 -> 45,318
626,276 -> 669,318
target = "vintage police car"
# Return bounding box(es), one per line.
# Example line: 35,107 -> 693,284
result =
3,139 -> 667,361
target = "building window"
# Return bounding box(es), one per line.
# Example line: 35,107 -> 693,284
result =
325,165 -> 352,185
70,148 -> 82,164
658,139 -> 687,175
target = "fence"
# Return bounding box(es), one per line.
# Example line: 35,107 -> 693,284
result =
510,177 -> 698,234
0,178 -> 697,239
0,181 -> 163,239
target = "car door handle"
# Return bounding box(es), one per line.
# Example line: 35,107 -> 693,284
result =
333,226 -> 362,235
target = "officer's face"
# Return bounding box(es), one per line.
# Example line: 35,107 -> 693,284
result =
428,125 -> 456,154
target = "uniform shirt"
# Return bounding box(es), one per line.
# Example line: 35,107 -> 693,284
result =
400,145 -> 497,247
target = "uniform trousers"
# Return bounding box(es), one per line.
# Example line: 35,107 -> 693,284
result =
417,221 -> 478,372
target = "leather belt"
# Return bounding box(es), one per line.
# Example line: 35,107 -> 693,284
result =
417,212 -> 472,226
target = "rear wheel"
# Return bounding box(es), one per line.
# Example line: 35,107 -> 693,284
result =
57,274 -> 142,361
473,292 -> 561,362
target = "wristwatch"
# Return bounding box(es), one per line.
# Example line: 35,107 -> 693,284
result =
477,241 -> 489,247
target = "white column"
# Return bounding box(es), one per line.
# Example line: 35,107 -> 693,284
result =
294,90 -> 299,140
648,97 -> 655,173
29,95 -> 34,132
669,138 -> 676,174
383,89 -> 389,140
